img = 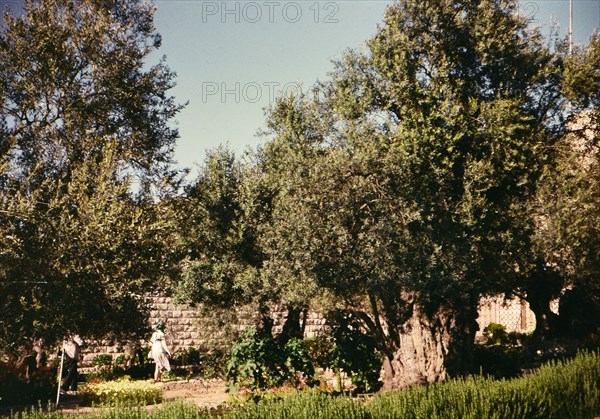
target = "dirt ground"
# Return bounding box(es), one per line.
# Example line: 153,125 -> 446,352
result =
0,380 -> 230,416
161,379 -> 230,408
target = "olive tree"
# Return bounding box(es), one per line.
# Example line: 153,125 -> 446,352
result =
259,0 -> 564,387
0,0 -> 183,353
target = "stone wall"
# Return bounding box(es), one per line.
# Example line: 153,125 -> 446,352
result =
148,296 -> 204,349
82,295 -> 543,363
82,297 -> 328,363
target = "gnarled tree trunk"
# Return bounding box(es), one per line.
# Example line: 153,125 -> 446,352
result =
372,295 -> 478,389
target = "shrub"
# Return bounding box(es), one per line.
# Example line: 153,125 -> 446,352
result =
80,376 -> 162,406
226,328 -> 286,394
170,347 -> 203,373
92,354 -> 114,368
283,338 -> 317,387
0,360 -> 56,406
161,367 -> 193,382
115,354 -> 126,366
225,328 -> 319,395
482,322 -> 509,345
304,336 -> 335,369
472,344 -> 524,379
328,310 -> 383,393
85,366 -> 128,383
198,347 -> 227,379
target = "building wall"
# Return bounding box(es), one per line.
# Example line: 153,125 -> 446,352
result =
82,295 -> 547,363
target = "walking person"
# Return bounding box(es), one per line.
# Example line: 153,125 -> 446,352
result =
150,321 -> 171,382
61,334 -> 84,393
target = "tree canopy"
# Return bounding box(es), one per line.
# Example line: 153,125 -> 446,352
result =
175,0 -> 598,387
0,0 -> 183,351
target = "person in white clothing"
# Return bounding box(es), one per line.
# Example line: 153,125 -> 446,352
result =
150,321 -> 171,382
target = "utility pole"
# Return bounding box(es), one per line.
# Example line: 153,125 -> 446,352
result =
569,0 -> 573,54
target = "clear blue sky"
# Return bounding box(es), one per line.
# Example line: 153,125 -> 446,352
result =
149,1 -> 600,172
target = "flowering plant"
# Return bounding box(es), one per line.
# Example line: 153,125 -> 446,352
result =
80,376 -> 162,406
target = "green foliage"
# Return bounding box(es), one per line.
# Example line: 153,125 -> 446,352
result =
470,323 -> 532,379
227,351 -> 600,419
198,347 -> 228,379
115,354 -> 126,366
563,33 -> 600,109
367,350 -> 600,419
283,338 -> 317,388
482,323 -> 510,346
251,0 -> 571,385
304,336 -> 336,369
0,360 -> 55,406
225,328 -> 317,395
224,389 -> 367,419
472,344 -> 525,380
13,351 -> 600,418
85,367 -> 128,383
172,348 -> 201,366
225,328 -> 286,394
0,0 -> 184,351
328,311 -> 383,393
80,377 -> 162,406
174,147 -> 264,310
92,354 -> 114,368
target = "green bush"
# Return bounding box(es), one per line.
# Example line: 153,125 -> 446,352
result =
482,322 -> 510,345
171,348 -> 201,367
198,347 -> 227,379
85,366 -> 128,383
472,344 -> 524,379
161,367 -> 193,382
14,351 -> 600,419
225,329 -> 318,395
225,328 -> 286,394
115,354 -> 126,366
80,376 -> 162,406
283,338 -> 317,387
328,310 -> 383,393
304,335 -> 335,368
92,354 -> 114,368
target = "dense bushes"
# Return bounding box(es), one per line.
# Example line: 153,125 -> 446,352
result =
226,350 -> 600,418
170,346 -> 227,379
225,320 -> 382,395
225,328 -> 317,394
327,311 -> 382,393
15,350 -> 598,418
0,361 -> 56,406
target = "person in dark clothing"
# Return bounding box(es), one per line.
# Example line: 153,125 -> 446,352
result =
61,335 -> 84,392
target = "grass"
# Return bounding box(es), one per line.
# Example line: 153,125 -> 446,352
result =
11,350 -> 600,419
